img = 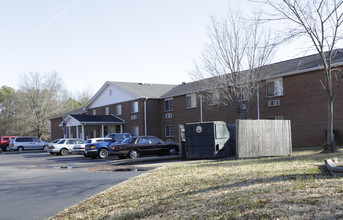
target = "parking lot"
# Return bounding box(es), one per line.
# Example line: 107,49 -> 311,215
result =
0,150 -> 156,220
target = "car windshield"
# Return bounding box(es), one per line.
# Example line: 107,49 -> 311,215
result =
105,134 -> 115,139
121,138 -> 132,144
57,139 -> 66,144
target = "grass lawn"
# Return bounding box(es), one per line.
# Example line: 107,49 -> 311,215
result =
50,147 -> 343,219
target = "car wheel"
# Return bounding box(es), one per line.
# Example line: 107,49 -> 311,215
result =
60,148 -> 69,156
18,146 -> 24,152
129,150 -> 139,159
98,149 -> 108,159
5,146 -> 9,151
43,146 -> 48,151
169,148 -> 177,155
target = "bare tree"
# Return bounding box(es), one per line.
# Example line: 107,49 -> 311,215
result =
18,72 -> 65,139
191,10 -> 276,119
260,0 -> 343,152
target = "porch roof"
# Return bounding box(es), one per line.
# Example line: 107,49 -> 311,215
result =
59,114 -> 125,127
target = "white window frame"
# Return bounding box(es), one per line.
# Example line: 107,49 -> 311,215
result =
131,101 -> 138,113
165,125 -> 174,137
266,78 -> 283,97
186,94 -> 197,109
115,104 -> 122,116
105,107 -> 110,115
164,98 -> 174,111
92,109 -> 96,115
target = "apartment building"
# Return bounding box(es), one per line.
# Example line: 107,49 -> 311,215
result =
49,50 -> 343,146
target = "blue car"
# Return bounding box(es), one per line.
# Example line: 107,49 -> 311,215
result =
85,133 -> 131,159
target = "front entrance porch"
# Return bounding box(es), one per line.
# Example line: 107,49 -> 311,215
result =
59,114 -> 125,140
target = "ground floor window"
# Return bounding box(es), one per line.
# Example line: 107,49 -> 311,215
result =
131,126 -> 139,136
165,125 -> 174,137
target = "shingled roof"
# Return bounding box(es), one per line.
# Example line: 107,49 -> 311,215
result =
69,114 -> 124,124
161,49 -> 343,98
108,81 -> 177,98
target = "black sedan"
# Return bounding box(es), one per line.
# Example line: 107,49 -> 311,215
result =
109,136 -> 179,159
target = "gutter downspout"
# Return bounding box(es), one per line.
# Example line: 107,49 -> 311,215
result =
257,83 -> 260,120
144,98 -> 148,136
200,94 -> 203,122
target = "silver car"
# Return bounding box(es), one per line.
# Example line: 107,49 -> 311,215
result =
9,137 -> 48,151
47,138 -> 85,156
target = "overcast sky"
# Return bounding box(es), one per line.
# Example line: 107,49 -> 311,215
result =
0,0 -> 322,94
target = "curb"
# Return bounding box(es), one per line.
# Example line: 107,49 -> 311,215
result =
109,155 -> 180,166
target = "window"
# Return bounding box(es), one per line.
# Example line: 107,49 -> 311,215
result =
237,87 -> 248,101
207,91 -> 219,106
149,136 -> 162,144
266,78 -> 283,97
164,98 -> 174,111
92,109 -> 96,115
131,126 -> 139,136
165,125 -> 174,137
131,101 -> 138,113
137,137 -> 149,144
104,107 -> 110,115
131,115 -> 137,120
186,94 -> 197,108
268,116 -> 284,120
114,105 -> 122,116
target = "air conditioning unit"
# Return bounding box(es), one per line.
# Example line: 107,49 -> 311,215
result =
268,100 -> 280,107
165,113 -> 173,119
131,115 -> 137,120
240,104 -> 247,110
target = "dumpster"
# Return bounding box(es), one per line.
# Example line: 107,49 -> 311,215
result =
184,121 -> 230,159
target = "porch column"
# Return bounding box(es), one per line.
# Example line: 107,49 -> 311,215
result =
101,125 -> 105,138
76,126 -> 79,139
120,125 -> 123,133
68,127 -> 71,138
81,125 -> 85,140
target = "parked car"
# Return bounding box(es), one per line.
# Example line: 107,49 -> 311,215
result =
109,136 -> 179,159
47,138 -> 85,156
43,139 -> 61,151
8,137 -> 48,151
72,138 -> 111,156
85,133 -> 131,159
0,136 -> 17,151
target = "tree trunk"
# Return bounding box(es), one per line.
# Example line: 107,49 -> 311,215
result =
326,98 -> 338,152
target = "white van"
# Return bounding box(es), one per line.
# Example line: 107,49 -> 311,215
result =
9,137 -> 48,151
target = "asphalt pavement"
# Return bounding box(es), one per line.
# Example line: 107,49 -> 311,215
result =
0,151 -> 147,220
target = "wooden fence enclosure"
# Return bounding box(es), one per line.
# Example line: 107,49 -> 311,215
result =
236,120 -> 292,158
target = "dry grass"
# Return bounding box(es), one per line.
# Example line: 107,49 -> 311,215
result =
50,148 -> 343,219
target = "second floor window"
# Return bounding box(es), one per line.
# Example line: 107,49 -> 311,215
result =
267,78 -> 283,97
207,91 -> 219,106
131,101 -> 138,113
186,94 -> 197,108
115,105 -> 122,116
104,107 -> 110,115
164,98 -> 174,111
